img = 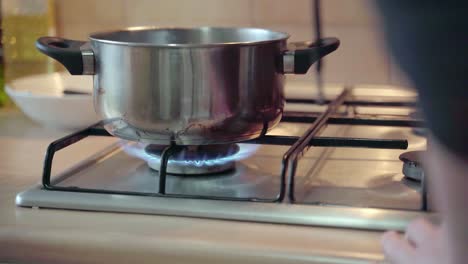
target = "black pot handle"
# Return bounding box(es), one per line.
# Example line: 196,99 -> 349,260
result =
283,37 -> 340,74
36,37 -> 92,75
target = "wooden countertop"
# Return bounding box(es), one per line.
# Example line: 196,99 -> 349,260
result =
0,109 -> 383,264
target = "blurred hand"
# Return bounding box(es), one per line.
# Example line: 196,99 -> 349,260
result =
379,218 -> 447,264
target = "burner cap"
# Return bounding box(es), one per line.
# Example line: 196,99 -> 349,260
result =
144,144 -> 239,175
399,150 -> 425,181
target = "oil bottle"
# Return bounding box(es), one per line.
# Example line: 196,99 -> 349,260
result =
2,0 -> 56,85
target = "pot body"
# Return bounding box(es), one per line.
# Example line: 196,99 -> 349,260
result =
92,39 -> 286,145
36,27 -> 340,145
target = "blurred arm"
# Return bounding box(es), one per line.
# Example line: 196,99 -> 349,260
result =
424,137 -> 468,263
375,1 -> 468,263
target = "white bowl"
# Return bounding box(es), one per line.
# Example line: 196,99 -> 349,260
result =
6,72 -> 100,130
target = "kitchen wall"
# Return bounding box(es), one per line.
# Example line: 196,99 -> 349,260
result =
55,0 -> 411,88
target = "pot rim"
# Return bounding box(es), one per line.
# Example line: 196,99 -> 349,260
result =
88,26 -> 290,48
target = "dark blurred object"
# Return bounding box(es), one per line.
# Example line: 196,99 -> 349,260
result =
410,111 -> 427,136
375,1 -> 468,157
312,0 -> 325,104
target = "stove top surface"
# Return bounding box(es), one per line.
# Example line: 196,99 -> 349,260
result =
16,85 -> 433,231
49,124 -> 423,209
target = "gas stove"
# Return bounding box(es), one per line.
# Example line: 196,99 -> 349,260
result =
16,85 -> 433,231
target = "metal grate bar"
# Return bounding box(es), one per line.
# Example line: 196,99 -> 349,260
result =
286,98 -> 417,107
280,88 -> 351,202
244,135 -> 407,149
282,112 -> 425,127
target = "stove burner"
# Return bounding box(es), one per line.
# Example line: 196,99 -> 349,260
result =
144,144 -> 240,175
399,151 -> 425,181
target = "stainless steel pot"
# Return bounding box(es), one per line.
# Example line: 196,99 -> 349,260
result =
37,27 -> 339,145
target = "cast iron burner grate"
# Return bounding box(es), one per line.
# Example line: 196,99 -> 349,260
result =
40,86 -> 428,211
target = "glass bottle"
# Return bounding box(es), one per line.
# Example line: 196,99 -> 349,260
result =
0,17 -> 5,107
1,0 -> 56,84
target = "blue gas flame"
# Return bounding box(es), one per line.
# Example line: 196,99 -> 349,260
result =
121,142 -> 259,167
